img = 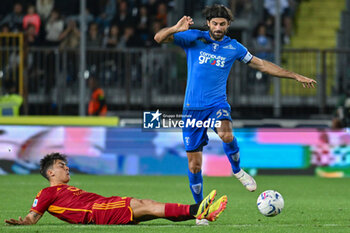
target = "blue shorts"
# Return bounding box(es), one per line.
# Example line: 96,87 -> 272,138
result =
182,103 -> 232,152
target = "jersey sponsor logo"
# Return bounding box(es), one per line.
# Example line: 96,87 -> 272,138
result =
223,44 -> 236,50
198,51 -> 226,68
32,199 -> 38,207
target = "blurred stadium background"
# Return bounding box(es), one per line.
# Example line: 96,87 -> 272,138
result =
1,1 -> 350,232
0,0 -> 350,185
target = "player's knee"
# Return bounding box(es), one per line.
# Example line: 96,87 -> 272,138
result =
219,132 -> 233,143
187,154 -> 202,173
139,199 -> 155,209
188,162 -> 201,174
146,200 -> 159,210
137,199 -> 162,215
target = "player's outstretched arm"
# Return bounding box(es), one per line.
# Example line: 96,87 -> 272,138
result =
154,16 -> 194,43
248,56 -> 317,88
5,211 -> 42,225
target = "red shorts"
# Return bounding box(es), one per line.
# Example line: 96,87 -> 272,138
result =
92,196 -> 134,225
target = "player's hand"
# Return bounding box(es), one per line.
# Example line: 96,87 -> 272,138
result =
295,74 -> 317,88
175,16 -> 194,32
5,216 -> 25,225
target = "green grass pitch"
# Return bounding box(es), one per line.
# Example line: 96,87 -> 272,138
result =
1,175 -> 350,233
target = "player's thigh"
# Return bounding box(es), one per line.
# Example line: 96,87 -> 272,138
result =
182,109 -> 210,151
210,104 -> 233,141
216,120 -> 233,143
216,119 -> 233,132
210,103 -> 233,125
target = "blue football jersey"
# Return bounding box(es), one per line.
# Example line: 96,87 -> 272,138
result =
174,29 -> 253,110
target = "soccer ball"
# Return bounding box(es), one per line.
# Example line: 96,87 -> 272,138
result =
257,190 -> 284,217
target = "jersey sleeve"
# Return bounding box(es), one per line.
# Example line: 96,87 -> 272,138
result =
235,41 -> 253,64
173,29 -> 202,48
30,188 -> 54,215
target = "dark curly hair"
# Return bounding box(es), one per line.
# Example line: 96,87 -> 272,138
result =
203,4 -> 234,22
40,153 -> 67,180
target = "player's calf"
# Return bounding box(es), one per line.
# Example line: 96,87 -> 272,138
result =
223,137 -> 241,173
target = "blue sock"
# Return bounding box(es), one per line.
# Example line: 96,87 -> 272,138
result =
188,169 -> 203,203
223,137 -> 241,174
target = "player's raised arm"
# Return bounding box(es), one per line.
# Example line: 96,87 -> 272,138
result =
248,56 -> 317,88
5,211 -> 42,225
154,16 -> 194,43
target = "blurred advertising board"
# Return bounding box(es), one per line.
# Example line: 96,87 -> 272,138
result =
0,126 -> 349,177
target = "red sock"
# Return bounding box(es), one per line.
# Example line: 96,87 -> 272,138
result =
164,203 -> 193,221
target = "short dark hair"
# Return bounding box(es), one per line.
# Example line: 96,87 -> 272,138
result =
203,4 -> 234,22
40,153 -> 67,180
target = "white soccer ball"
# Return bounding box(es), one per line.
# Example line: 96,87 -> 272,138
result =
257,190 -> 284,217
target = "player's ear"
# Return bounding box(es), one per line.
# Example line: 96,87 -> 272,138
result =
206,20 -> 210,28
47,168 -> 55,178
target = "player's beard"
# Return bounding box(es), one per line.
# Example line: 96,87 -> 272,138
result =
209,28 -> 227,41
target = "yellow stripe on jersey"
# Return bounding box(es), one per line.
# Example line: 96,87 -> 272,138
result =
48,201 -> 127,214
92,205 -> 126,210
92,201 -> 126,210
92,201 -> 125,207
48,205 -> 92,214
36,190 -> 42,198
128,206 -> 133,221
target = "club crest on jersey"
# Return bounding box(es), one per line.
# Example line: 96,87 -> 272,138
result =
212,43 -> 219,52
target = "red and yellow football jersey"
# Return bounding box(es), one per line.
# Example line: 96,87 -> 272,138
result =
30,184 -> 132,224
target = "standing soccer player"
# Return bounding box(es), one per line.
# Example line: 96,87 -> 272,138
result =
154,4 -> 316,225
